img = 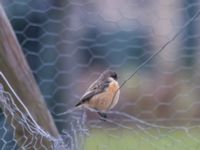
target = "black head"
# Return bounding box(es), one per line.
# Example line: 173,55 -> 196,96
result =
102,70 -> 118,80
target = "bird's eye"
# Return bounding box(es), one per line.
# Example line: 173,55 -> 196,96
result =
111,73 -> 117,80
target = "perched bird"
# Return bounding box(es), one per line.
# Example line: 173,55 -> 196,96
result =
75,70 -> 120,118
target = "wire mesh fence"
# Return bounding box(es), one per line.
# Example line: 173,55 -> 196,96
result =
1,0 -> 200,149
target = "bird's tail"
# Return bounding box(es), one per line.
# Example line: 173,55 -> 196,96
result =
75,101 -> 83,107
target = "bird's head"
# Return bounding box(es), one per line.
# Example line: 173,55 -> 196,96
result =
102,70 -> 118,81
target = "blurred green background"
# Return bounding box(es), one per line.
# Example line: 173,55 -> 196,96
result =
86,128 -> 200,150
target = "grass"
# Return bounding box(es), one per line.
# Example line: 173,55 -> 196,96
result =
85,128 -> 200,150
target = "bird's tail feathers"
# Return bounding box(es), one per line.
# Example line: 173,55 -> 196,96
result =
75,101 -> 83,107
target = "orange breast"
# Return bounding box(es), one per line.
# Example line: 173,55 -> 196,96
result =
86,79 -> 120,111
109,80 -> 119,96
107,80 -> 120,109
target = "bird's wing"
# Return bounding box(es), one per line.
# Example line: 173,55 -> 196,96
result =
75,79 -> 110,106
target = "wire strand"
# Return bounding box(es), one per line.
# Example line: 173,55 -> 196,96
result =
119,9 -> 200,89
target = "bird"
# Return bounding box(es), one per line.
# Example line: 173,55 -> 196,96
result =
75,70 -> 120,118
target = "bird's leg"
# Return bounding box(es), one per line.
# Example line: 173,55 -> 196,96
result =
98,112 -> 107,120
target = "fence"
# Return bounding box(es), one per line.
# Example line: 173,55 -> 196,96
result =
1,0 -> 200,149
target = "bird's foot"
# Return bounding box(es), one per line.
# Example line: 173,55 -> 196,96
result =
98,112 -> 108,121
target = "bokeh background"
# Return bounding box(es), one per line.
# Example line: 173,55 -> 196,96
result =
1,0 -> 200,149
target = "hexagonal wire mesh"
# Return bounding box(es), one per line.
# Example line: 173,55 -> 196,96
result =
1,0 -> 200,149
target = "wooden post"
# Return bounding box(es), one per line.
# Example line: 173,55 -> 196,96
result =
0,3 -> 61,149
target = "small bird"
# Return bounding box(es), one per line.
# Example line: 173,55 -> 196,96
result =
75,70 -> 120,118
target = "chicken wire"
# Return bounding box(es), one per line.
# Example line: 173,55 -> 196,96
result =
1,0 -> 200,150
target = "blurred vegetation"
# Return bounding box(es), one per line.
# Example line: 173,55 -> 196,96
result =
86,129 -> 200,150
